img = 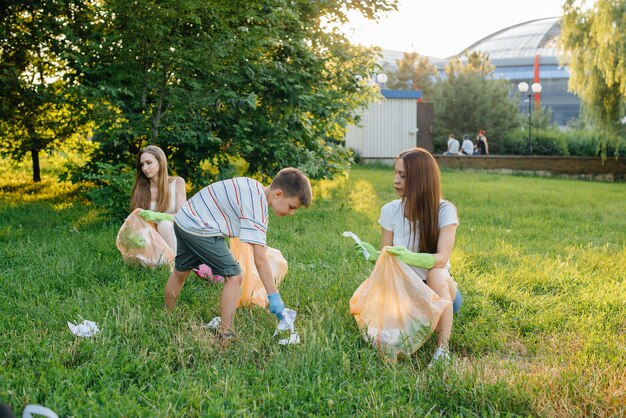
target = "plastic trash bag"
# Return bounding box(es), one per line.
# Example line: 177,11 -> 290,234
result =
349,248 -> 452,360
116,209 -> 175,269
229,238 -> 288,308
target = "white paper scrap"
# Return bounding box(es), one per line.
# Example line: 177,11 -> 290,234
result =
279,333 -> 300,345
342,231 -> 369,259
273,308 -> 300,345
67,320 -> 99,337
203,317 -> 221,330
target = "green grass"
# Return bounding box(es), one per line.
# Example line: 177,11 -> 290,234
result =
1,159 -> 625,417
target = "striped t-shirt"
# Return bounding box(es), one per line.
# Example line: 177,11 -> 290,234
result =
174,177 -> 268,245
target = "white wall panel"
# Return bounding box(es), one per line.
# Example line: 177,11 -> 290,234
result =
345,99 -> 418,159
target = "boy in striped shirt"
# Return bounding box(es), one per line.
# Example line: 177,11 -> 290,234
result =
164,167 -> 312,339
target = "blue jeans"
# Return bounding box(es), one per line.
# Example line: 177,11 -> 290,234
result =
452,287 -> 462,314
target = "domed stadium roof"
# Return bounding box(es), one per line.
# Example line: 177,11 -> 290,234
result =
463,17 -> 561,61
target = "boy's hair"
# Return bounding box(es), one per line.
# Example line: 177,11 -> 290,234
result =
269,167 -> 312,207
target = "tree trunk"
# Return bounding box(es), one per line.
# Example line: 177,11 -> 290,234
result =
31,148 -> 41,182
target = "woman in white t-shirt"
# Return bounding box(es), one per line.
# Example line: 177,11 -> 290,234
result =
355,147 -> 461,366
130,145 -> 186,252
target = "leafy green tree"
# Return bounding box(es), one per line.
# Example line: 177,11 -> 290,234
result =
0,0 -> 93,182
432,52 -> 519,152
66,0 -> 397,188
444,50 -> 494,78
385,52 -> 437,98
559,0 -> 626,155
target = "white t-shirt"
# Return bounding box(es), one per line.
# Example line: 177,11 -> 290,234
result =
461,139 -> 474,155
378,199 -> 458,280
447,138 -> 460,154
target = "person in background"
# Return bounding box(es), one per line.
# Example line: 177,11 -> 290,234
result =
354,147 -> 462,367
444,134 -> 460,155
130,145 -> 186,252
461,135 -> 474,155
476,130 -> 489,155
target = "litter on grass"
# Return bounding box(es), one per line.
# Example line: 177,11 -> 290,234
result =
204,317 -> 221,330
67,320 -> 99,337
204,308 -> 300,345
272,308 -> 300,345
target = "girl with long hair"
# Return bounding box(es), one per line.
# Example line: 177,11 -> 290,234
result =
130,145 -> 186,252
356,147 -> 461,366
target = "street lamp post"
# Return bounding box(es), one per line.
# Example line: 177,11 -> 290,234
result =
517,81 -> 542,155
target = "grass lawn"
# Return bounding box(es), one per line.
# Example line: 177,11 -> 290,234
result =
1,159 -> 625,417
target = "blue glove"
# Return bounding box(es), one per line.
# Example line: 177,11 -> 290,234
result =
354,241 -> 380,263
268,293 -> 285,320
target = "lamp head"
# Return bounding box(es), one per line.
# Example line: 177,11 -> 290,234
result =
531,82 -> 542,94
517,82 -> 529,93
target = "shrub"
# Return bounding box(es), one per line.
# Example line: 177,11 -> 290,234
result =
64,161 -> 134,221
565,129 -> 601,156
433,135 -> 449,154
492,129 -> 528,155
531,129 -> 569,156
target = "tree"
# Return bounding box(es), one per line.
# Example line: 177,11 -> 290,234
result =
444,50 -> 494,78
384,52 -> 437,98
431,52 -> 519,151
559,0 -> 626,155
65,0 -> 398,187
0,0 -> 93,182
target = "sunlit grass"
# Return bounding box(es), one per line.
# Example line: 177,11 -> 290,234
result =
1,157 -> 625,416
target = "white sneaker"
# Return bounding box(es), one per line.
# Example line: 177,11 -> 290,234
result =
428,346 -> 451,368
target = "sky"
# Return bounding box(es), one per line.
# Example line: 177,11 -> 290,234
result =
341,0 -> 570,58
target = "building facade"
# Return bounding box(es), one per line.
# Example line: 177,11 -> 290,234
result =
382,17 -> 581,127
461,17 -> 580,126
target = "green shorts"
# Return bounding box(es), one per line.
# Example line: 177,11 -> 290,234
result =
173,223 -> 241,277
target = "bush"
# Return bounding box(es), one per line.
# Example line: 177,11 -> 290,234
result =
565,129 -> 601,156
64,161 -> 134,221
442,125 -> 624,157
531,129 -> 569,156
497,129 -> 567,155
433,135 -> 448,154
491,130 -> 528,155
563,128 -> 625,157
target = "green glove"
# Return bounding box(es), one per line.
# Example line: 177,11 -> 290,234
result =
354,241 -> 380,263
386,246 -> 435,269
139,210 -> 174,223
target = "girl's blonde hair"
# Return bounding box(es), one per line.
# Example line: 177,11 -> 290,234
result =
130,145 -> 172,212
398,147 -> 441,253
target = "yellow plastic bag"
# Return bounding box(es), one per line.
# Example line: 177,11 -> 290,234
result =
349,248 -> 451,360
116,209 -> 175,269
229,238 -> 288,308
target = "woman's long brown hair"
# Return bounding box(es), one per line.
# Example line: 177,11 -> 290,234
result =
129,145 -> 171,212
398,147 -> 441,253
